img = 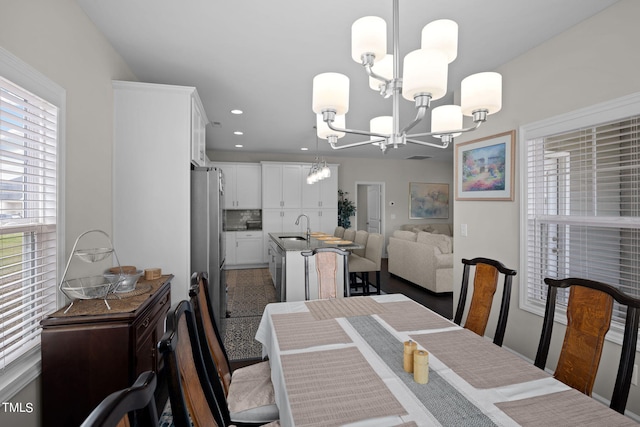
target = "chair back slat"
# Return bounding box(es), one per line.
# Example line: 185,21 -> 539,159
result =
454,257 -> 517,346
175,317 -> 219,426
555,286 -> 613,395
302,247 -> 350,300
190,273 -> 232,396
464,263 -> 499,336
159,301 -> 224,427
316,251 -> 338,299
535,277 -> 640,414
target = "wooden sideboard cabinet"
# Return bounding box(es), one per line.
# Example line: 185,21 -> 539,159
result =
40,275 -> 172,427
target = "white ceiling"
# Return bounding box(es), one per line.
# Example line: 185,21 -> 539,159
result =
76,0 -> 619,160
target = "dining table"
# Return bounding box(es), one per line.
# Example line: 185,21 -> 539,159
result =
255,293 -> 637,427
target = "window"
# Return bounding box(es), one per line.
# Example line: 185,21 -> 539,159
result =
0,47 -> 64,401
520,93 -> 640,344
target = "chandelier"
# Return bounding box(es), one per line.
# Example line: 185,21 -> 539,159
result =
306,129 -> 331,184
312,0 -> 502,153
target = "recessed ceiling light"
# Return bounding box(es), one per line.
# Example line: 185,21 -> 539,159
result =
300,148 -> 309,151
235,144 -> 243,148
231,109 -> 243,115
234,131 -> 243,135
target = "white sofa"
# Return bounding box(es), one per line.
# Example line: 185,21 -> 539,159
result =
387,228 -> 453,293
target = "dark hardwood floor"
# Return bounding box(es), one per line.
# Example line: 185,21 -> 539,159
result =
352,258 -> 454,320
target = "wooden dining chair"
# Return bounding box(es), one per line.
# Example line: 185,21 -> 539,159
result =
453,257 -> 517,346
189,272 -> 279,425
302,247 -> 351,299
158,300 -> 227,427
80,371 -> 158,427
534,277 -> 640,414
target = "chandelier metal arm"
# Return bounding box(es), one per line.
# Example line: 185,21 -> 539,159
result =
406,119 -> 483,139
399,103 -> 428,136
326,137 -> 385,150
363,57 -> 392,88
405,138 -> 450,149
324,110 -> 389,139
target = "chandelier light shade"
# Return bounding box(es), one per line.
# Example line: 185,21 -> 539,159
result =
421,19 -> 458,63
431,105 -> 462,138
370,116 -> 393,139
312,0 -> 503,153
312,72 -> 350,115
461,72 -> 503,116
402,49 -> 448,101
351,16 -> 387,63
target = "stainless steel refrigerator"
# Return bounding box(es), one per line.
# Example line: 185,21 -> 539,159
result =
191,165 -> 226,329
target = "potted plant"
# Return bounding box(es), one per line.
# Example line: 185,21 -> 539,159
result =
338,189 -> 356,229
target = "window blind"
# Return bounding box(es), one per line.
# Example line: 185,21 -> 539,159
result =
0,75 -> 58,370
525,115 -> 640,332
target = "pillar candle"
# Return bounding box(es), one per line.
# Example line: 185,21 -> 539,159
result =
413,349 -> 429,384
403,340 -> 418,372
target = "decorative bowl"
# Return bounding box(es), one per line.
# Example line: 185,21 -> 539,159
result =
104,270 -> 144,293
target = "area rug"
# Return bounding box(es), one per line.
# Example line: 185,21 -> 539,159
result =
221,268 -> 276,360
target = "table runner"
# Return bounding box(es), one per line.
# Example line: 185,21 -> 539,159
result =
271,312 -> 351,351
376,300 -> 455,331
411,329 -> 549,389
495,389 -> 638,426
280,347 -> 407,426
305,295 -> 385,320
348,315 -> 498,426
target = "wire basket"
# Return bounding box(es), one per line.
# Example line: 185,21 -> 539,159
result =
74,248 -> 114,263
61,275 -> 122,300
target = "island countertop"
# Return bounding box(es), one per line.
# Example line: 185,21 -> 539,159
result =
269,232 -> 364,251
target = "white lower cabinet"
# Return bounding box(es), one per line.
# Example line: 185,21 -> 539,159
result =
226,231 -> 263,267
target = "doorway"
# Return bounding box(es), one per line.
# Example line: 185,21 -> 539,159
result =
355,182 -> 384,237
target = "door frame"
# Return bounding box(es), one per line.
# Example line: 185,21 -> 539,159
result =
354,181 -> 385,252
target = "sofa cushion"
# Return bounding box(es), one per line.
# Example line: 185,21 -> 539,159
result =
393,230 -> 417,242
401,223 -> 452,236
416,232 -> 452,254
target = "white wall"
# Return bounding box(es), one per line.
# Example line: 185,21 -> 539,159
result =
452,0 -> 640,416
209,151 -> 454,248
0,1 -> 136,426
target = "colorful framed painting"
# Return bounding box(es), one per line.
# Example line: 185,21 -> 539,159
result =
409,182 -> 449,219
455,130 -> 515,201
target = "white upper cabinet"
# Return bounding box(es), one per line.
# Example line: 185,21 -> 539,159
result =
191,97 -> 207,166
112,81 -> 208,300
301,164 -> 339,209
262,163 -> 303,209
215,163 -> 261,209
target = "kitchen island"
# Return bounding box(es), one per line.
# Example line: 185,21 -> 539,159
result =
268,232 -> 364,301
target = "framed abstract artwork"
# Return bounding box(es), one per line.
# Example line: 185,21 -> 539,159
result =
409,182 -> 449,219
455,130 -> 515,201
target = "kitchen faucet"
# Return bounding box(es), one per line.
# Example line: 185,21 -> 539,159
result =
295,214 -> 311,241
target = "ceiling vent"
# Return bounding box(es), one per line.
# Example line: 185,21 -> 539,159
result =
405,155 -> 432,160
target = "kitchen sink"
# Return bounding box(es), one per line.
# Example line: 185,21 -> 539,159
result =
278,236 -> 306,241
